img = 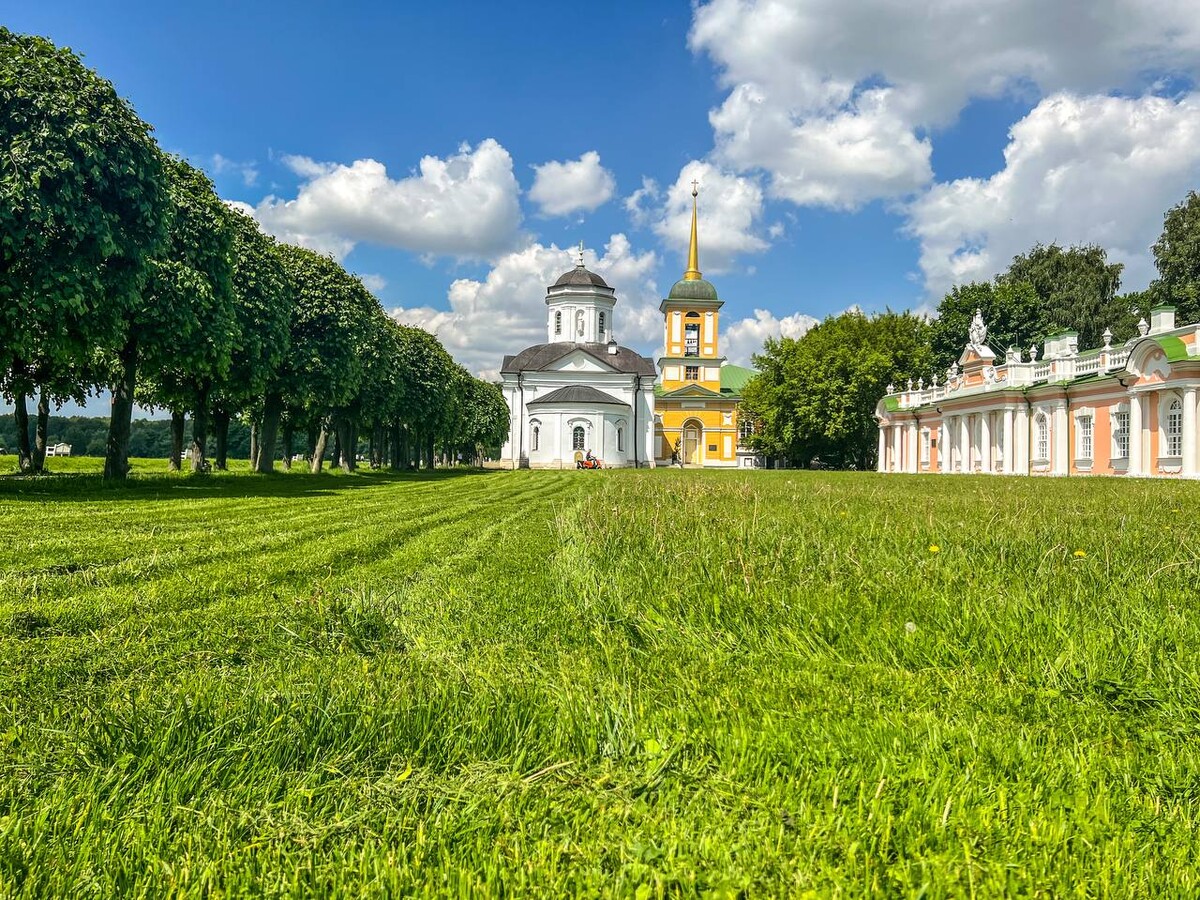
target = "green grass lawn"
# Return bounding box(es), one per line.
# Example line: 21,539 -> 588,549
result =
2,463 -> 1199,897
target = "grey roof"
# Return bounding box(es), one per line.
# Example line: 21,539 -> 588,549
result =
527,385 -> 630,407
501,342 -> 657,376
552,265 -> 612,290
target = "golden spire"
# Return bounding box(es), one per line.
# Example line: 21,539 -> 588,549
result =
683,180 -> 702,281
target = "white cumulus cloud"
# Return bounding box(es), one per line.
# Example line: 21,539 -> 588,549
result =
690,0 -> 1200,208
722,308 -> 819,367
905,92 -> 1200,297
529,151 -> 616,217
239,139 -> 523,261
628,161 -> 771,274
391,234 -> 660,380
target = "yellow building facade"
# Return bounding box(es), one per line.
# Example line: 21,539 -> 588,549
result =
653,187 -> 758,468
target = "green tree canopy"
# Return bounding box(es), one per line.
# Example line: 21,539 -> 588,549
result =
1150,191 -> 1200,325
996,243 -> 1127,349
1,27 -> 169,472
741,310 -> 934,469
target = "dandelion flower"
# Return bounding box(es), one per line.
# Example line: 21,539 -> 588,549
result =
928,544 -> 940,554
1073,549 -> 1087,558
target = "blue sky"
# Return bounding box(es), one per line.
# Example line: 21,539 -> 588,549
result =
9,0 -> 1200,413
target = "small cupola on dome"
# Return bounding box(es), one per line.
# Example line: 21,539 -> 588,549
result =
544,242 -> 619,344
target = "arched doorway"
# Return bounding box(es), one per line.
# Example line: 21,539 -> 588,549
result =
682,420 -> 703,466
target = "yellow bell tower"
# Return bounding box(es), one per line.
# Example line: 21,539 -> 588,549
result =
658,182 -> 725,393
654,184 -> 754,467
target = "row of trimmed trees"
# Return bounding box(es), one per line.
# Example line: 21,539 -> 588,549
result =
1,28 -> 506,477
741,192 -> 1200,469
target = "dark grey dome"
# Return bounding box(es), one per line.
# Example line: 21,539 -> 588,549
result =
553,265 -> 611,289
667,278 -> 719,301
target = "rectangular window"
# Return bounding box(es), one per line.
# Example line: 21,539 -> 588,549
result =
684,323 -> 700,356
1167,400 -> 1183,457
684,365 -> 700,381
1079,416 -> 1093,460
1113,411 -> 1129,459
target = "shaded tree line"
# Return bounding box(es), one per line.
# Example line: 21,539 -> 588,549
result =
1,28 -> 507,478
742,192 -> 1200,470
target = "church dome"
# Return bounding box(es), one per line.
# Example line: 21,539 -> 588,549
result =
667,277 -> 719,302
552,265 -> 611,289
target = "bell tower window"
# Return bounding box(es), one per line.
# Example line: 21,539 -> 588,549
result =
598,311 -> 606,340
554,310 -> 562,335
684,312 -> 700,356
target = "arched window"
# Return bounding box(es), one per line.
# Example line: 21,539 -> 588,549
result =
598,311 -> 606,338
1167,398 -> 1183,457
616,425 -> 624,452
554,310 -> 562,335
531,424 -> 539,452
572,426 -> 585,451
1035,412 -> 1049,461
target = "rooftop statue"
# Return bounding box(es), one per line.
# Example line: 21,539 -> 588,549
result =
968,308 -> 988,348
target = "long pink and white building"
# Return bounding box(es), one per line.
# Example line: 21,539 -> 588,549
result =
876,305 -> 1200,477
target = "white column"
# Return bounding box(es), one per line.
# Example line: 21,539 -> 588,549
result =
1002,407 -> 1015,474
892,425 -> 902,472
877,426 -> 888,473
1183,387 -> 1197,477
980,412 -> 992,473
938,422 -> 948,473
1014,405 -> 1028,475
1129,394 -> 1143,476
908,424 -> 919,473
959,416 -> 970,473
1054,400 -> 1069,475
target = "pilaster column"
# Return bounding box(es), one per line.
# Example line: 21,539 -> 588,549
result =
1016,405 -> 1030,475
939,421 -> 948,473
1002,407 -> 1015,474
892,425 -> 902,473
877,426 -> 887,473
980,411 -> 992,473
1129,393 -> 1143,476
904,424 -> 916,473
1183,388 -> 1197,477
959,416 -> 970,473
1054,400 -> 1069,476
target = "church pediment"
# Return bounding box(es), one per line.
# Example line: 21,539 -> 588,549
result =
660,384 -> 724,398
543,348 -> 620,373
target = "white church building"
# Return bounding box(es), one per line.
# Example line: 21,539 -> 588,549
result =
498,254 -> 657,468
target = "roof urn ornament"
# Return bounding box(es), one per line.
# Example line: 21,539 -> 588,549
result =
1137,317 -> 1150,337
886,382 -> 895,395
931,373 -> 939,387
906,378 -> 914,391
1102,327 -> 1113,350
1029,344 -> 1039,362
917,376 -> 924,390
968,308 -> 988,349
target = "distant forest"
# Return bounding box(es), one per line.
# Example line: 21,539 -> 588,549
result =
0,416 -> 252,460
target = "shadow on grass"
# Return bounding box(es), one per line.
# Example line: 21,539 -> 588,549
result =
0,466 -> 497,503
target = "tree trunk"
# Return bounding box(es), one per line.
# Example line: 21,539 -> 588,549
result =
13,391 -> 32,474
104,339 -> 137,480
426,433 -> 435,471
249,420 -> 258,470
190,398 -> 209,473
257,392 -> 282,474
168,411 -> 184,472
31,390 -> 50,474
213,409 -> 230,470
310,421 -> 329,474
282,423 -> 294,471
335,416 -> 354,472
389,422 -> 402,471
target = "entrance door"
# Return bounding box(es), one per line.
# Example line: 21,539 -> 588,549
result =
683,424 -> 702,466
